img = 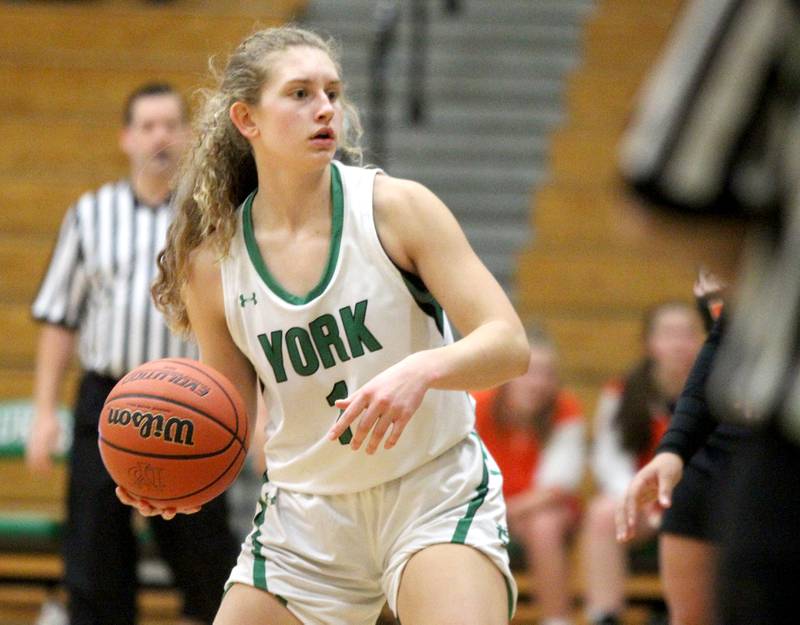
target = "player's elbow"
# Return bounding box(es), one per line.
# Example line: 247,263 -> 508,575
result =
507,325 -> 531,377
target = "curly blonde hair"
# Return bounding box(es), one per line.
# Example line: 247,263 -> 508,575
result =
153,26 -> 363,333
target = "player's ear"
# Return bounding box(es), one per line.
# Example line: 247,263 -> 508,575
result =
229,101 -> 259,140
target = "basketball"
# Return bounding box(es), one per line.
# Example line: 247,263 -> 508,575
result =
98,358 -> 250,509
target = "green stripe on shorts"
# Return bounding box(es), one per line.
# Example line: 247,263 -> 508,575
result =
451,440 -> 489,544
250,491 -> 270,590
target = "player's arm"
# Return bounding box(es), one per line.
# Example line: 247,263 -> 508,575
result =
118,242 -> 259,518
183,242 -> 260,428
330,175 -> 529,453
378,175 -> 529,389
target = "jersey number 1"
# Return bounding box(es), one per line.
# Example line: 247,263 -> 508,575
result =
326,381 -> 353,445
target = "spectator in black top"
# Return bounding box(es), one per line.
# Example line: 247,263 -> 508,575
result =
26,83 -> 239,625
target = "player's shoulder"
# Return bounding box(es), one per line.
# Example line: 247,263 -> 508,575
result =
372,173 -> 452,252
373,172 -> 436,215
186,239 -> 224,288
183,238 -> 228,322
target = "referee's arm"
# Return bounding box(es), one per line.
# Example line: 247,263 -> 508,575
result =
27,325 -> 76,473
27,205 -> 87,472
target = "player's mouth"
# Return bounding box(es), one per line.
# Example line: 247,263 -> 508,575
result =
310,127 -> 336,148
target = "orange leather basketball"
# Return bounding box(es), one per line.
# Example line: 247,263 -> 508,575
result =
98,358 -> 249,509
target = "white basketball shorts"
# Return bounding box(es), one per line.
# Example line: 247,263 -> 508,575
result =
224,431 -> 516,625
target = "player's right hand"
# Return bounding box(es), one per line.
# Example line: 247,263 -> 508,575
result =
616,451 -> 684,543
26,414 -> 61,474
328,351 -> 430,454
115,486 -> 201,520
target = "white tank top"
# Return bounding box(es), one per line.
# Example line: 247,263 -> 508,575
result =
220,161 -> 474,494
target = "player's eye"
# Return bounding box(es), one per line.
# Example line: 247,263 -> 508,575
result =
327,90 -> 339,102
292,88 -> 307,99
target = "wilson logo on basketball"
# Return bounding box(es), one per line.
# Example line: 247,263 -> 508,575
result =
106,408 -> 195,446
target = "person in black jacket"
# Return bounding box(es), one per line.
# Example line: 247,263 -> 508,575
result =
617,271 -> 750,625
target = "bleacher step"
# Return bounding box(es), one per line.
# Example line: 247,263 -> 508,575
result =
303,0 -> 593,293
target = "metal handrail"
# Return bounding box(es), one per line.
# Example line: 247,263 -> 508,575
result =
368,0 -> 463,165
368,0 -> 400,165
408,0 -> 429,125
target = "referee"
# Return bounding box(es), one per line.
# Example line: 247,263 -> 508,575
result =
26,83 -> 239,625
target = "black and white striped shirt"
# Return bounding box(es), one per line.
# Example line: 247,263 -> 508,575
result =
32,180 -> 197,379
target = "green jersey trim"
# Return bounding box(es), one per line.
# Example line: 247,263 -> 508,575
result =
242,164 -> 344,305
396,266 -> 445,336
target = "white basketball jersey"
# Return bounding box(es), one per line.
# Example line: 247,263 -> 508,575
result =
220,161 -> 475,494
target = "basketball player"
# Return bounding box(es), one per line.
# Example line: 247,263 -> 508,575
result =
27,83 -> 240,625
119,26 -> 530,625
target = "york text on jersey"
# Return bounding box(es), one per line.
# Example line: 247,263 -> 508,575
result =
257,300 -> 383,382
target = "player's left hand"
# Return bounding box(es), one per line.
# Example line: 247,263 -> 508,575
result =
327,352 -> 430,454
115,486 -> 201,520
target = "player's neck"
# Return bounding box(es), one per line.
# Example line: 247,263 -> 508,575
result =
253,165 -> 331,232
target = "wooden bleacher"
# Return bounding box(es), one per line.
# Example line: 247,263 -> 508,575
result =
513,0 -> 688,622
0,0 -> 306,403
517,0 -> 691,412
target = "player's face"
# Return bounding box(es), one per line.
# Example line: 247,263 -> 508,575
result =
121,94 -> 187,178
647,308 -> 703,380
250,46 -> 344,167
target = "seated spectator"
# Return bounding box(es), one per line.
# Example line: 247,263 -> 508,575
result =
582,302 -> 704,625
474,328 -> 586,625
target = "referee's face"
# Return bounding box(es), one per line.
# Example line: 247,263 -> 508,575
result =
121,94 -> 188,179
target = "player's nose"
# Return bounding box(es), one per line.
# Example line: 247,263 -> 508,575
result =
315,95 -> 335,123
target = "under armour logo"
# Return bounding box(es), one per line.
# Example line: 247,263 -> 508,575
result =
239,292 -> 258,307
497,524 -> 510,546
